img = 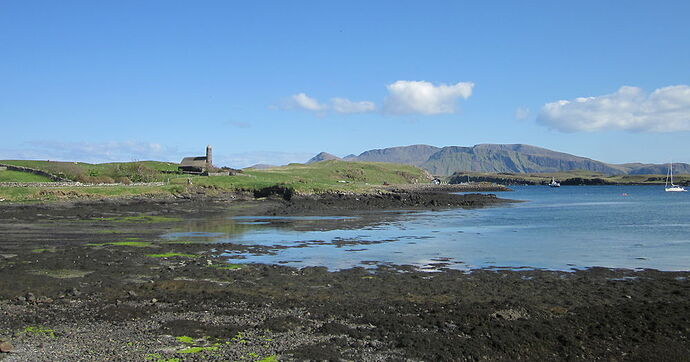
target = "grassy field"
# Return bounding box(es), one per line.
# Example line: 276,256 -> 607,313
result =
0,160 -> 179,183
0,170 -> 54,182
0,160 -> 431,202
186,160 -> 429,193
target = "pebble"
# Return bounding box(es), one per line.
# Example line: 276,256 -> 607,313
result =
0,341 -> 13,353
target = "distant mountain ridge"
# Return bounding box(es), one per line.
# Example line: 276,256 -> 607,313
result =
307,144 -> 690,176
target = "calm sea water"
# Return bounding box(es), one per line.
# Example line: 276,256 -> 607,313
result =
164,186 -> 690,271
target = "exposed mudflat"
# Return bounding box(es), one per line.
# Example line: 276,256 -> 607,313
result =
0,192 -> 688,361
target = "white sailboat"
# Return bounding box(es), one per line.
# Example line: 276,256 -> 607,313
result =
549,177 -> 560,187
665,162 -> 686,192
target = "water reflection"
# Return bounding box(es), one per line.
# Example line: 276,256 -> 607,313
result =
160,186 -> 690,272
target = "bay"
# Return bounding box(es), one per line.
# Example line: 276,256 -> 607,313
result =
163,185 -> 690,271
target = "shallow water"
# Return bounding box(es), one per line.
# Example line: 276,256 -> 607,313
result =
163,186 -> 690,271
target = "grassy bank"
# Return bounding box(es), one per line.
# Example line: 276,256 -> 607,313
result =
0,170 -> 54,182
0,160 -> 179,183
0,160 -> 431,202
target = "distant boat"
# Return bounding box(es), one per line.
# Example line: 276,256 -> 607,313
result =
549,177 -> 561,188
665,162 -> 686,192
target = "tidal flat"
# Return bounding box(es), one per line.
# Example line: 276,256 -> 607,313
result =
0,191 -> 688,361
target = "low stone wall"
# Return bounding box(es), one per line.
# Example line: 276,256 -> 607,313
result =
0,164 -> 71,182
0,182 -> 166,188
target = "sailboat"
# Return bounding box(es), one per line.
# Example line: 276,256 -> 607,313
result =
665,162 -> 686,192
549,177 -> 561,187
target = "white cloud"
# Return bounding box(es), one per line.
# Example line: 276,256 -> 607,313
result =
291,93 -> 328,112
384,80 -> 474,115
331,97 -> 376,114
280,93 -> 376,115
515,107 -> 531,121
537,85 -> 690,132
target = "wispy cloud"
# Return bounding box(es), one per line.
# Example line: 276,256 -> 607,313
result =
291,93 -> 328,112
331,97 -> 376,114
0,141 -> 183,163
278,93 -> 374,115
537,85 -> 690,132
226,121 -> 252,129
515,107 -> 531,121
383,80 -> 474,115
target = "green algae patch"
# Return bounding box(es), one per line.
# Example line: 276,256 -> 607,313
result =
20,325 -> 56,338
210,263 -> 243,270
28,269 -> 92,279
145,354 -> 181,362
177,346 -> 218,354
109,241 -> 152,247
175,335 -> 194,344
95,229 -> 129,234
257,355 -> 279,362
146,252 -> 199,258
160,240 -> 195,245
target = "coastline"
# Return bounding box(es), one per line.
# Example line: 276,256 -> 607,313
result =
0,190 -> 688,360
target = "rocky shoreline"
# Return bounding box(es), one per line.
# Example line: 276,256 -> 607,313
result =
0,190 -> 688,360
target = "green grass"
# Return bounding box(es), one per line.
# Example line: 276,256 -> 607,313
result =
0,160 -> 431,202
0,160 -> 179,182
0,170 -> 54,182
189,160 -> 429,193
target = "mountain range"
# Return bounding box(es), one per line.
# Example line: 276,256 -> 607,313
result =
306,144 -> 690,176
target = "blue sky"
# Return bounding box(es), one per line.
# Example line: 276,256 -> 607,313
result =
1,1 -> 689,167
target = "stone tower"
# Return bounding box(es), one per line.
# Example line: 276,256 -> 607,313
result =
206,145 -> 213,168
